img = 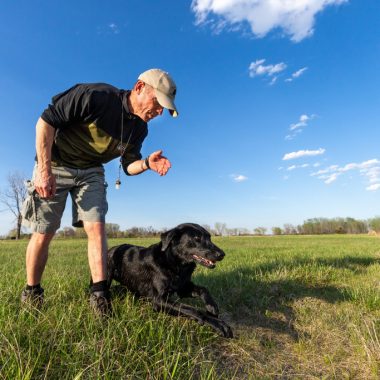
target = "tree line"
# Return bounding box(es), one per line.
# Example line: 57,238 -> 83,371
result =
1,172 -> 380,239
3,218 -> 380,240
272,217 -> 380,235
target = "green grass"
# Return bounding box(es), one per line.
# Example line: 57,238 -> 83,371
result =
1,235 -> 380,379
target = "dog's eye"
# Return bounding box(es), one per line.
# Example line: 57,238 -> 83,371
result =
194,236 -> 201,242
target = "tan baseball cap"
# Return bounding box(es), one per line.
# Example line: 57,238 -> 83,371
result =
138,68 -> 178,117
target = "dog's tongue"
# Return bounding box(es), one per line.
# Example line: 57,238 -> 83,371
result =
192,254 -> 215,268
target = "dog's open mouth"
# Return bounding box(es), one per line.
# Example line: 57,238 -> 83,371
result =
192,254 -> 216,268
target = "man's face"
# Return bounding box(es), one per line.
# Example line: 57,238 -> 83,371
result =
134,83 -> 164,122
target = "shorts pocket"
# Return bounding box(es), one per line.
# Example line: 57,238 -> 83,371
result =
21,180 -> 37,222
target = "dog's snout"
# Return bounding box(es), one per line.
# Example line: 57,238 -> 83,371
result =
215,249 -> 225,260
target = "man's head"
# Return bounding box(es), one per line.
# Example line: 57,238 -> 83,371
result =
129,69 -> 178,123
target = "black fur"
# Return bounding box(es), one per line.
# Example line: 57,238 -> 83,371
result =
106,223 -> 233,338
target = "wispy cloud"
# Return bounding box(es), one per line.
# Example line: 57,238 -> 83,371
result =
231,174 -> 248,182
285,114 -> 315,140
286,164 -> 310,171
192,0 -> 347,42
367,183 -> 380,191
311,159 -> 380,190
283,148 -> 325,161
285,67 -> 308,82
249,59 -> 287,83
97,23 -> 120,35
249,59 -> 308,85
108,23 -> 120,34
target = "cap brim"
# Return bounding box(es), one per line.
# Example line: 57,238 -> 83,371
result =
155,89 -> 179,117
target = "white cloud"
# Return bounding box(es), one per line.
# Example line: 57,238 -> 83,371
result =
367,183 -> 380,191
286,163 -> 309,171
283,148 -> 325,161
310,158 -> 380,190
249,59 -> 287,85
285,67 -> 308,82
249,59 -> 286,77
269,76 -> 278,86
293,67 -> 308,78
249,59 -> 308,86
108,23 -> 120,34
286,113 -> 315,140
191,0 -> 347,42
324,173 -> 339,184
97,23 -> 120,35
231,174 -> 248,182
364,166 -> 380,183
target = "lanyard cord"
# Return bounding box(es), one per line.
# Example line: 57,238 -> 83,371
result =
116,95 -> 135,188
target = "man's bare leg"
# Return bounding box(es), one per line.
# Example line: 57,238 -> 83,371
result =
26,232 -> 55,285
22,232 -> 55,307
83,221 -> 111,316
83,221 -> 108,282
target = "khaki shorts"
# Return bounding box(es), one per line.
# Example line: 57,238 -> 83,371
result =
22,164 -> 108,233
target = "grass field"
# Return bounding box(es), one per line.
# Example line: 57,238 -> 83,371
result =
1,235 -> 380,379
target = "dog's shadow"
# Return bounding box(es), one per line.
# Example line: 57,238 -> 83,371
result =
193,255 -> 380,341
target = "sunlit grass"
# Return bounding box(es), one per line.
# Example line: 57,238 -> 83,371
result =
1,235 -> 380,379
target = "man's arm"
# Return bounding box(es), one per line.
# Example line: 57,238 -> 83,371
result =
34,117 -> 56,198
126,150 -> 171,176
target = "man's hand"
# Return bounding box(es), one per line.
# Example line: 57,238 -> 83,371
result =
148,150 -> 171,176
34,169 -> 56,199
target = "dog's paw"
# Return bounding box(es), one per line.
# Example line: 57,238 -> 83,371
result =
206,304 -> 219,317
219,321 -> 234,339
204,315 -> 234,338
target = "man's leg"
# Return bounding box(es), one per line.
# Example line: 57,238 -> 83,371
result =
83,221 -> 111,317
83,221 -> 108,282
21,232 -> 55,307
21,164 -> 70,307
26,232 -> 55,285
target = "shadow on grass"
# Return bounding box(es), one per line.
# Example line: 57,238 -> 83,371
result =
256,255 -> 380,275
106,255 -> 379,342
194,255 -> 380,341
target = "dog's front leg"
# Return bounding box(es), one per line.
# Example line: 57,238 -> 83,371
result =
177,283 -> 219,317
152,297 -> 205,323
152,298 -> 233,338
190,285 -> 220,317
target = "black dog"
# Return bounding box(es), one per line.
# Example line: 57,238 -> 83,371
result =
106,223 -> 233,338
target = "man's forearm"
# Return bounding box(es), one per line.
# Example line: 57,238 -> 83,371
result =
36,117 -> 55,173
126,159 -> 149,176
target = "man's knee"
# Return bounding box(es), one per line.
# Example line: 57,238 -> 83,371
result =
30,232 -> 55,247
83,222 -> 106,238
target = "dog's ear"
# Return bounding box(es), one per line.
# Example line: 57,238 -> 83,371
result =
161,228 -> 178,251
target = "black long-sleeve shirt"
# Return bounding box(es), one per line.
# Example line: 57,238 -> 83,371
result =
41,83 -> 148,174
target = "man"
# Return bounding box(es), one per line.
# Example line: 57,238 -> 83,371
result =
21,68 -> 178,316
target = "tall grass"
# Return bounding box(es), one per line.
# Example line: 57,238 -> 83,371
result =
1,235 -> 380,379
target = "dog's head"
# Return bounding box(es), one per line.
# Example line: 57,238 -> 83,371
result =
161,223 -> 225,268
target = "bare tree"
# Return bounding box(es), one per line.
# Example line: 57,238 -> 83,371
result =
214,222 -> 227,236
254,227 -> 267,236
0,172 -> 27,240
283,223 -> 297,235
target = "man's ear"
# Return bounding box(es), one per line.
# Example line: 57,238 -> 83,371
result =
134,80 -> 145,94
161,228 -> 178,251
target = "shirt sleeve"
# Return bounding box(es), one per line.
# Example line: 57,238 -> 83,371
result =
40,84 -> 106,128
121,128 -> 148,175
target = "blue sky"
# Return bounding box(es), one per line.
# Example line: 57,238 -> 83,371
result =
0,0 -> 379,235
